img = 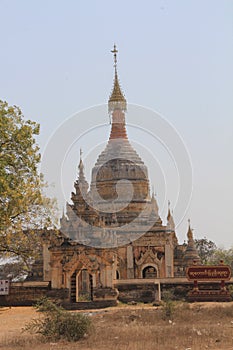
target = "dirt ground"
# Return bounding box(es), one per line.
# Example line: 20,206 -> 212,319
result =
1,303 -> 233,350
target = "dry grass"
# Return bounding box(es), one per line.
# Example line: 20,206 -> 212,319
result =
1,303 -> 233,350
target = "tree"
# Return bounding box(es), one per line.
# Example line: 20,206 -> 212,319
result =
195,237 -> 217,264
195,237 -> 233,268
209,247 -> 233,268
0,258 -> 26,281
0,100 -> 56,265
24,299 -> 91,341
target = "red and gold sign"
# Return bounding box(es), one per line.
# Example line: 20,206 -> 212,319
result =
186,265 -> 231,281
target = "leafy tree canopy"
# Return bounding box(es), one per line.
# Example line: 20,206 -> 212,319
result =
195,237 -> 217,264
0,100 -> 57,265
209,247 -> 233,268
195,237 -> 233,269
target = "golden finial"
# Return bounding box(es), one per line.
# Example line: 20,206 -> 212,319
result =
78,148 -> 84,172
108,44 -> 127,113
187,219 -> 193,241
111,44 -> 118,67
167,200 -> 171,220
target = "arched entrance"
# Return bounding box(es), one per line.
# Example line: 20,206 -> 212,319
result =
70,269 -> 93,302
142,265 -> 157,279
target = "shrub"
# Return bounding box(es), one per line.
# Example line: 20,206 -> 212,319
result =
24,299 -> 91,342
33,297 -> 61,312
227,284 -> 233,299
161,290 -> 176,319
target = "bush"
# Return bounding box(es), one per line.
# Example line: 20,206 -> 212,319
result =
33,297 -> 61,312
161,290 -> 176,319
227,284 -> 233,299
24,299 -> 91,342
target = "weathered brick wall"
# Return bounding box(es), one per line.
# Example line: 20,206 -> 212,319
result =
0,283 -> 69,306
161,281 -> 233,301
116,283 -> 158,303
62,300 -> 117,310
0,285 -> 49,306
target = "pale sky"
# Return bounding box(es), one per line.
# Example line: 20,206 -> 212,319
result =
1,0 -> 233,248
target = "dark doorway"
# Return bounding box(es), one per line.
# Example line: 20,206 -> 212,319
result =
142,266 -> 157,278
79,270 -> 93,301
70,269 -> 93,302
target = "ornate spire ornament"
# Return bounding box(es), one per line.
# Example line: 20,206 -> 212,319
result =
108,44 -> 127,113
111,43 -> 118,67
183,219 -> 201,266
167,200 -> 171,221
167,201 -> 175,231
187,219 -> 193,241
77,148 -> 88,193
151,191 -> 159,215
78,148 -> 85,180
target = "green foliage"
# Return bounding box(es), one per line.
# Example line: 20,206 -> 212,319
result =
208,247 -> 233,268
161,290 -> 176,319
78,292 -> 92,301
195,238 -> 217,264
195,237 -> 233,272
24,298 -> 91,342
227,285 -> 233,299
0,258 -> 27,281
0,100 -> 57,263
195,237 -> 233,279
33,297 -> 62,313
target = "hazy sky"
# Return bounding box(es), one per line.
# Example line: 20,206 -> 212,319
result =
1,0 -> 233,248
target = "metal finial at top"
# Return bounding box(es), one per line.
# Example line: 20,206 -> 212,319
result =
187,219 -> 193,241
108,44 -> 127,113
78,148 -> 84,172
111,44 -> 118,67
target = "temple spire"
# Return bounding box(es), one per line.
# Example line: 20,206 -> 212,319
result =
183,220 -> 201,266
108,44 -> 127,113
76,148 -> 88,194
187,219 -> 194,241
151,191 -> 159,215
78,148 -> 85,182
167,201 -> 175,231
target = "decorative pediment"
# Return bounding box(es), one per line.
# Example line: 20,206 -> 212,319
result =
62,249 -> 116,274
135,247 -> 162,266
63,251 -> 100,273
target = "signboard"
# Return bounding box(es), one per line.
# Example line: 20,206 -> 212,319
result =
186,265 -> 231,281
0,280 -> 10,295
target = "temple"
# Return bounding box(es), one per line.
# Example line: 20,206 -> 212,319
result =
41,45 -> 200,305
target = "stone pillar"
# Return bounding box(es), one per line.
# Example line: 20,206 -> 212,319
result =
106,266 -> 113,287
64,272 -> 70,289
154,281 -> 161,302
127,245 -> 134,279
92,273 -> 97,288
51,265 -> 60,288
165,240 -> 174,277
100,265 -> 106,287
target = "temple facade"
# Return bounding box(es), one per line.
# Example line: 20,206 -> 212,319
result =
42,46 -> 200,304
